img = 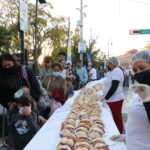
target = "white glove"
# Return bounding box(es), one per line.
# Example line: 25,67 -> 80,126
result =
102,100 -> 108,108
132,84 -> 150,102
110,134 -> 125,142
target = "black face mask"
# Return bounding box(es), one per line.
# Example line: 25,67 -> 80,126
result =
134,70 -> 150,86
107,65 -> 111,71
2,65 -> 18,74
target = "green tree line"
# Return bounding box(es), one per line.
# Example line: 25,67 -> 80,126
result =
0,0 -> 106,69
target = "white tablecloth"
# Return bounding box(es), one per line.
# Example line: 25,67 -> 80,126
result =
25,80 -> 127,150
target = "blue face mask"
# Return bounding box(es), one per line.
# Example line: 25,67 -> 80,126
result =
53,72 -> 61,77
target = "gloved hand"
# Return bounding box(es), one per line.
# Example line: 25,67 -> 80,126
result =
110,134 -> 125,142
102,99 -> 109,108
132,84 -> 150,102
97,93 -> 104,101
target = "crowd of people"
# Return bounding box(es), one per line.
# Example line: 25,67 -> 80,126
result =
0,50 -> 149,150
0,51 -> 101,150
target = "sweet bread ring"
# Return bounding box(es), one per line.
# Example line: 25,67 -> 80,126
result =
76,137 -> 90,143
93,142 -> 109,150
74,142 -> 90,150
57,144 -> 72,150
91,138 -> 104,145
76,126 -> 89,133
76,131 -> 88,138
89,131 -> 101,139
60,137 -> 75,148
60,129 -> 74,137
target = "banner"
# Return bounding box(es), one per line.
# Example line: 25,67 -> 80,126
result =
78,41 -> 86,53
67,18 -> 72,64
87,52 -> 92,68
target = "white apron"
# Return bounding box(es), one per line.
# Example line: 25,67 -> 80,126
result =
126,95 -> 150,150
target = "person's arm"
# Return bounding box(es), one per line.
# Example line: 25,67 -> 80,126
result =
26,68 -> 41,101
105,80 -> 120,100
143,102 -> 150,123
25,115 -> 39,133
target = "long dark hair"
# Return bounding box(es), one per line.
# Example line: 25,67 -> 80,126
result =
0,53 -> 19,88
0,53 -> 17,69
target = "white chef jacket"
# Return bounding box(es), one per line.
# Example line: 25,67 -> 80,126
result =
126,95 -> 150,150
103,67 -> 124,102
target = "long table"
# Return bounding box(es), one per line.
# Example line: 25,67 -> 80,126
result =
25,80 -> 127,150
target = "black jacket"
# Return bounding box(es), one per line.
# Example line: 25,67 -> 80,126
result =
0,66 -> 41,108
8,114 -> 39,150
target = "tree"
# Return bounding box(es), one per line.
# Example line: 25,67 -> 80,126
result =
0,0 -> 68,61
70,32 -> 106,68
0,26 -> 11,54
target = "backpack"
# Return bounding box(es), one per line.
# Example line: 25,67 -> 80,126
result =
22,66 -> 51,110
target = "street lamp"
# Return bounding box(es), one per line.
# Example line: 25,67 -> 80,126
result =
76,0 -> 87,62
34,0 -> 46,75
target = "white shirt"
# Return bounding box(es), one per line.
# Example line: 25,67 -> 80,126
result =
103,67 -> 124,102
124,69 -> 129,76
61,69 -> 67,79
90,68 -> 97,80
126,95 -> 150,150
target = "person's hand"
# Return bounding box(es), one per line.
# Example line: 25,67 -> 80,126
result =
73,75 -> 76,80
102,99 -> 108,108
21,87 -> 30,95
132,84 -> 150,102
38,115 -> 47,124
8,102 -> 16,111
110,134 -> 125,142
47,91 -> 53,98
22,106 -> 31,115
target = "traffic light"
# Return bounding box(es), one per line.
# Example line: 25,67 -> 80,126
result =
38,0 -> 46,4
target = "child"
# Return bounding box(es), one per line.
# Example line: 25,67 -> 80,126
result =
8,91 -> 39,150
20,86 -> 47,125
65,77 -> 74,99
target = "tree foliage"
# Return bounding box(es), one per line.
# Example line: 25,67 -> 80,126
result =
0,0 -> 106,68
0,0 -> 68,59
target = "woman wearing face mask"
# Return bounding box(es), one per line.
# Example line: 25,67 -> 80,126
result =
110,50 -> 150,150
103,56 -> 124,134
42,63 -> 66,105
0,53 -> 41,109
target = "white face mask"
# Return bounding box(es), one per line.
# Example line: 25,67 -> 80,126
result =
19,106 -> 31,114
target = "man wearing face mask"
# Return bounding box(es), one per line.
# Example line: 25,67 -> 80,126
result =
103,56 -> 124,134
110,50 -> 150,150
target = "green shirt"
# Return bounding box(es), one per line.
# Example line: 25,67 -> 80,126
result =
39,68 -> 53,80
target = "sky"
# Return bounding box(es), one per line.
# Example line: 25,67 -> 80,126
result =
29,0 -> 150,56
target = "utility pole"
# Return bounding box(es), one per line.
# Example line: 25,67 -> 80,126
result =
34,0 -> 38,75
80,0 -> 83,62
34,0 -> 46,75
77,0 -> 87,62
